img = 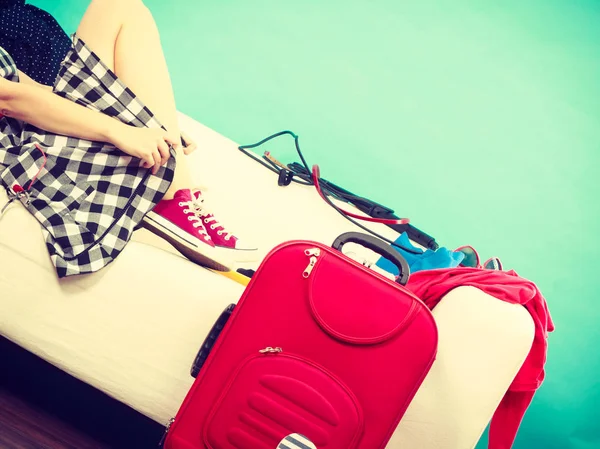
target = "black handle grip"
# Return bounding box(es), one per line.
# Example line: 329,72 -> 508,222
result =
332,232 -> 410,285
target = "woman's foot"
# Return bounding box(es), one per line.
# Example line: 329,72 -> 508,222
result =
142,189 -> 233,271
192,189 -> 258,262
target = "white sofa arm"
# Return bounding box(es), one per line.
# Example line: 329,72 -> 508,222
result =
389,286 -> 534,449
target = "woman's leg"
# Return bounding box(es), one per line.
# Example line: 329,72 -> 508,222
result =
75,0 -> 255,265
76,0 -> 191,198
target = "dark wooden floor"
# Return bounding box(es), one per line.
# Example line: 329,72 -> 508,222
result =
0,386 -> 113,449
0,337 -> 165,449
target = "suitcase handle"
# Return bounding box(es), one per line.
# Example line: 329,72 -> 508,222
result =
332,232 -> 410,285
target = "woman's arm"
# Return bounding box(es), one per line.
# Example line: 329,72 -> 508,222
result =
0,76 -> 173,173
14,70 -> 198,156
17,70 -> 53,91
1,75 -> 119,142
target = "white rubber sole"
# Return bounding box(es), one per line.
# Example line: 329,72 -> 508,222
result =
142,211 -> 233,271
213,243 -> 259,263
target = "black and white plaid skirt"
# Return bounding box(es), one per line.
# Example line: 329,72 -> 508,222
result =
0,35 -> 176,278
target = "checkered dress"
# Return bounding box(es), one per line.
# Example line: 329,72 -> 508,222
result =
0,35 -> 175,278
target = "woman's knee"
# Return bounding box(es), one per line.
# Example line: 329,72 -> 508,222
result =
117,0 -> 154,25
86,0 -> 147,18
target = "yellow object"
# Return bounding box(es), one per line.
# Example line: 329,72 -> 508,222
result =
211,268 -> 251,286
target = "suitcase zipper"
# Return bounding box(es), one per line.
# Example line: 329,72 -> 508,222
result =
259,346 -> 283,353
158,417 -> 174,447
303,247 -> 321,278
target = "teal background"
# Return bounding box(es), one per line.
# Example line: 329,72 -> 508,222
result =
28,1 -> 600,448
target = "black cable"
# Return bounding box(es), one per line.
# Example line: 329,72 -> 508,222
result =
261,154 -> 285,172
283,139 -> 440,253
239,133 -> 312,186
287,162 -> 392,209
238,132 -> 424,255
317,182 -> 423,255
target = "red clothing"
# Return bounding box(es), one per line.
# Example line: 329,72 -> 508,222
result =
406,268 -> 554,449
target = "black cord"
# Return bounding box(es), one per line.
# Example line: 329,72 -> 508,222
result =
239,132 -> 312,186
238,132 -> 423,255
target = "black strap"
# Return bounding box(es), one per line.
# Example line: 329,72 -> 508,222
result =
238,132 -> 439,252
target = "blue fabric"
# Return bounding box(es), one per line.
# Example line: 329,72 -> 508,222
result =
376,232 -> 464,274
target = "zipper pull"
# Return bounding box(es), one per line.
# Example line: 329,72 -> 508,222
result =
304,248 -> 321,257
259,346 -> 283,354
158,418 -> 175,447
303,248 -> 321,278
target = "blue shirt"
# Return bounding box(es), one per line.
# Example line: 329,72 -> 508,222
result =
376,232 -> 464,274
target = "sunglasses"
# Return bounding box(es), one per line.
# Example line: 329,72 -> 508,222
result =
455,245 -> 503,271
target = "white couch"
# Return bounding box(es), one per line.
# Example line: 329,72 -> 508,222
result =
0,113 -> 535,449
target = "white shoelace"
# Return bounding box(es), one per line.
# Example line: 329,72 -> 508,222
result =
178,200 -> 211,240
192,197 -> 233,241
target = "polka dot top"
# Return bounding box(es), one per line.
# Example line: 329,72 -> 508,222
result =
0,1 -> 71,86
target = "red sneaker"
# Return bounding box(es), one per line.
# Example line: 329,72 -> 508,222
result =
142,189 -> 232,271
192,190 -> 258,261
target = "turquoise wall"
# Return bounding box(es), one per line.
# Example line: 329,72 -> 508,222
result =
29,1 -> 600,448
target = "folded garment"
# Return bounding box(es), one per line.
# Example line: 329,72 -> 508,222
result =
406,267 -> 555,449
375,232 -> 464,274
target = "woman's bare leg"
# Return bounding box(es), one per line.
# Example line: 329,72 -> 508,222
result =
76,0 -> 192,199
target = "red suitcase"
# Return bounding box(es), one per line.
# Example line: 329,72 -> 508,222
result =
163,232 -> 438,449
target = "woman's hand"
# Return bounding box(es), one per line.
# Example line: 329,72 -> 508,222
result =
109,124 -> 176,175
2,80 -> 180,167
162,130 -> 196,154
